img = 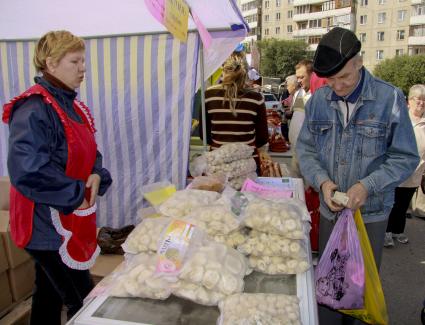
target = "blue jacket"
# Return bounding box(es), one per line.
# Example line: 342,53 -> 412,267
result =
7,76 -> 112,250
296,68 -> 419,223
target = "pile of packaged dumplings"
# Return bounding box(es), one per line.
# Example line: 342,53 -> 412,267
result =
106,180 -> 311,324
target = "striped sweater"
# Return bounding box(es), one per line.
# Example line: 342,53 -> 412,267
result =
200,85 -> 268,149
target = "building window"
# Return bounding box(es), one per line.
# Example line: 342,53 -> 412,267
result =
276,0 -> 281,6
287,25 -> 293,33
360,15 -> 367,25
309,19 -> 322,28
265,28 -> 270,35
265,0 -> 270,9
359,33 -> 366,42
288,0 -> 294,4
416,5 -> 425,15
377,31 -> 384,41
360,0 -> 368,6
378,0 -> 385,4
265,14 -> 269,22
296,5 -> 309,14
276,27 -> 281,34
322,1 -> 335,11
412,25 -> 425,37
395,49 -> 404,56
376,50 -> 384,60
398,10 -> 406,21
276,12 -> 281,21
378,12 -> 386,23
288,10 -> 293,18
397,29 -> 405,40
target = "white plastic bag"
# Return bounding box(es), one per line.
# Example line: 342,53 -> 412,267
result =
109,252 -> 177,300
248,255 -> 310,275
237,230 -> 307,259
122,217 -> 170,254
159,189 -> 221,217
218,293 -> 301,325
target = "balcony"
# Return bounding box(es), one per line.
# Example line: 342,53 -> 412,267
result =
408,35 -> 425,45
247,21 -> 258,29
242,8 -> 258,16
294,0 -> 325,5
410,15 -> 425,26
292,27 -> 329,37
411,0 -> 423,4
293,6 -> 351,22
308,44 -> 319,51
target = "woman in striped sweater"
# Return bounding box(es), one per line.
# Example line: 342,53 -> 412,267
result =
200,56 -> 269,165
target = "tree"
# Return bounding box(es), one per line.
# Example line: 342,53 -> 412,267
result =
256,39 -> 310,79
373,55 -> 425,95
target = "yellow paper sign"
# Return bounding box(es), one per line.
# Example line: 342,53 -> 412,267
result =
164,0 -> 189,42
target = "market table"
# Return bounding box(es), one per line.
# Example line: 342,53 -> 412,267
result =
68,178 -> 318,325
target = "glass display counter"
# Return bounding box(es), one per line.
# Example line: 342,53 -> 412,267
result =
68,179 -> 318,325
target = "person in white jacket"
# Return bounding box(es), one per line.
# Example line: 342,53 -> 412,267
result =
288,60 -> 312,177
384,84 -> 425,247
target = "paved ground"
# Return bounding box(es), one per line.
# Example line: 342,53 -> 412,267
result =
380,216 -> 425,325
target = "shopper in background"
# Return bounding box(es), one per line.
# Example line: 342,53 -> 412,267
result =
288,59 -> 313,177
384,84 -> 425,247
296,27 -> 419,324
199,54 -> 269,165
2,30 -> 112,325
280,74 -> 299,140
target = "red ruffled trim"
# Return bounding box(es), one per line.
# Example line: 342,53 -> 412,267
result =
2,84 -> 95,138
74,100 -> 96,134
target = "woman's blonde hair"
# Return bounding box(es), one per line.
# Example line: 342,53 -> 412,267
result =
408,84 -> 425,100
33,30 -> 85,72
222,55 -> 247,116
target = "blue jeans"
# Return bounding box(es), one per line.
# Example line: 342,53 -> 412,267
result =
26,249 -> 94,325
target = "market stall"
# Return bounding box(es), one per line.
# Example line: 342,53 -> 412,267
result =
0,0 -> 246,228
68,177 -> 318,325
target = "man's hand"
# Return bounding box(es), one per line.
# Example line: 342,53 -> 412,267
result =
86,174 -> 101,206
321,180 -> 344,212
346,182 -> 368,211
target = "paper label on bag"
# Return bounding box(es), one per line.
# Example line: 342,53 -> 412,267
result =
255,177 -> 294,190
156,220 -> 195,274
241,179 -> 293,199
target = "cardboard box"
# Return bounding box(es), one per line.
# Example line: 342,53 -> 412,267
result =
0,211 -> 31,268
90,254 -> 124,284
0,271 -> 13,314
0,176 -> 10,210
0,236 -> 9,273
8,259 -> 35,302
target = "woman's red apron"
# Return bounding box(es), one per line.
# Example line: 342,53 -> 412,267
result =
2,84 -> 100,270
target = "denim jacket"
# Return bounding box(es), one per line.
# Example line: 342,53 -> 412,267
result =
296,68 -> 419,223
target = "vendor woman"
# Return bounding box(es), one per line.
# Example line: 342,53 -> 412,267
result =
199,55 -> 269,165
2,30 -> 112,325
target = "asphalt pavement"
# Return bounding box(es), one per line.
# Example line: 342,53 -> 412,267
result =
380,215 -> 425,325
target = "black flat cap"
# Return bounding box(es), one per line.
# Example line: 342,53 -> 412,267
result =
313,27 -> 361,77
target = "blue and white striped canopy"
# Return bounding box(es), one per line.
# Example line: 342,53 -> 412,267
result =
0,1 -> 246,226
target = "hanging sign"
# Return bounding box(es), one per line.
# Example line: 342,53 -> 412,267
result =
164,0 -> 189,42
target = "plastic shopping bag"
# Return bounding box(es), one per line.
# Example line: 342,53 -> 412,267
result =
315,208 -> 365,309
340,210 -> 389,325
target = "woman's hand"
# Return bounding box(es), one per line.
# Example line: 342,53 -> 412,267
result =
78,199 -> 90,209
86,174 -> 101,206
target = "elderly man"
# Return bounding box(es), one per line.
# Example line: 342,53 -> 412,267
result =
296,27 -> 419,324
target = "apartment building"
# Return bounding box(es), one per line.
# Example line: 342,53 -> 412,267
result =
245,0 -> 425,71
409,0 -> 425,55
239,0 -> 263,43
262,0 -> 354,51
357,0 -> 411,70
